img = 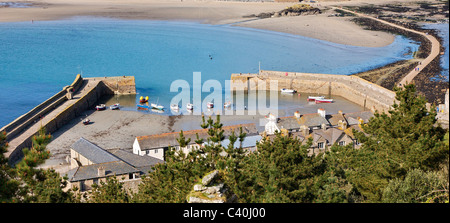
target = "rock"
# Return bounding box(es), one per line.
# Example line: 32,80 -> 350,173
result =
202,170 -> 219,186
194,184 -> 205,191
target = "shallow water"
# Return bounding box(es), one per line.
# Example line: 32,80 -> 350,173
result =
0,17 -> 420,127
421,23 -> 449,81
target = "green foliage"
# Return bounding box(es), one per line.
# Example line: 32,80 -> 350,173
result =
89,176 -> 130,203
0,127 -> 76,203
382,168 -> 447,203
349,84 -> 449,202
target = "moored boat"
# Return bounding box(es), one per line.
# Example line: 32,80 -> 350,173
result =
223,101 -> 231,108
109,103 -> 120,110
281,88 -> 296,93
307,96 -> 325,101
151,103 -> 164,110
186,103 -> 194,110
95,104 -> 106,111
82,119 -> 90,125
170,104 -> 180,111
315,98 -> 334,104
137,104 -> 150,110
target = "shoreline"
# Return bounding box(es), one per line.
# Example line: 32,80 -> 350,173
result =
0,0 -> 398,48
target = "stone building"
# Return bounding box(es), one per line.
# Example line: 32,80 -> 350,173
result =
66,137 -> 163,192
263,109 -> 373,155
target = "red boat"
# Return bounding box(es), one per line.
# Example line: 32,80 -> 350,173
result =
315,99 -> 334,104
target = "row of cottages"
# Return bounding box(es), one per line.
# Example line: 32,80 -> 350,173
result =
67,137 -> 164,192
264,109 -> 373,156
133,123 -> 262,160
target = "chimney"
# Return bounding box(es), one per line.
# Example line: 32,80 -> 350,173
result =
321,123 -> 327,130
300,125 -> 309,136
338,120 -> 347,130
294,111 -> 301,118
338,110 -> 343,115
318,108 -> 326,118
98,166 -> 105,177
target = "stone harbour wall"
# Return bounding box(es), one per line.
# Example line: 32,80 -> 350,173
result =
230,70 -> 397,113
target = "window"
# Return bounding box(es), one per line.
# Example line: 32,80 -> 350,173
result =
318,142 -> 324,149
339,141 -> 346,146
155,149 -> 158,153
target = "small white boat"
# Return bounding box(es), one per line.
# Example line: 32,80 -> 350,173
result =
281,88 -> 296,93
315,98 -> 334,104
151,103 -> 164,110
307,96 -> 325,101
170,104 -> 180,111
186,103 -> 194,110
223,101 -> 231,108
207,102 -> 214,109
109,103 -> 120,110
95,104 -> 106,111
151,98 -> 164,110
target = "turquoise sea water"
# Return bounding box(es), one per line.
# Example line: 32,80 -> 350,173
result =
0,17 -> 420,127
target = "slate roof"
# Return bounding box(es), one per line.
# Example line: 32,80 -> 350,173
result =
110,149 -> 164,174
71,137 -> 119,164
343,111 -> 373,125
136,123 -> 258,150
67,161 -> 139,182
312,128 -> 345,145
68,139 -> 164,182
326,112 -> 347,126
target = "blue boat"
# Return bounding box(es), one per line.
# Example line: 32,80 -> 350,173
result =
137,104 -> 150,110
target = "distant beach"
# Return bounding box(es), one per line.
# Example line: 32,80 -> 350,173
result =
0,0 -> 398,47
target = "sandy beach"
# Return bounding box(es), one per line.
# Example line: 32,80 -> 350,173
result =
0,0 -> 401,47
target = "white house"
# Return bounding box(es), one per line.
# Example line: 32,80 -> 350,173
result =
133,123 -> 259,160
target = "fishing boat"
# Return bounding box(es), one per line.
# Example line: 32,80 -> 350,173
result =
139,96 -> 149,103
95,104 -> 106,111
281,88 -> 296,93
207,102 -> 214,109
186,103 -> 194,111
223,101 -> 231,108
82,119 -> 90,125
109,103 -> 120,110
307,96 -> 325,101
170,104 -> 180,111
315,98 -> 334,104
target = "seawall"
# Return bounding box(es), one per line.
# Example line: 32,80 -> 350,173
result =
2,75 -> 136,165
230,70 -> 397,114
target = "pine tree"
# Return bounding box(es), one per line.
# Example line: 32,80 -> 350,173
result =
348,84 -> 449,202
89,176 -> 130,203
